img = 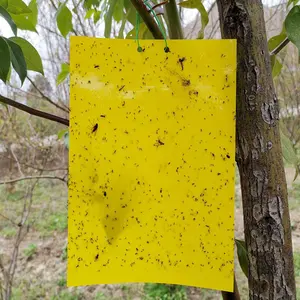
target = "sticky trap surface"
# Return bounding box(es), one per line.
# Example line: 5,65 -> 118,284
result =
68,37 -> 236,292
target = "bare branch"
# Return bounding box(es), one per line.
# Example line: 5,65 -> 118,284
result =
221,276 -> 240,300
130,0 -> 164,39
9,145 -> 24,177
0,175 -> 67,185
72,0 -> 88,36
20,163 -> 68,172
152,1 -> 169,12
270,37 -> 290,56
38,24 -> 62,38
0,94 -> 69,126
6,184 -> 35,300
0,213 -> 19,227
27,77 -> 69,113
49,0 -> 57,10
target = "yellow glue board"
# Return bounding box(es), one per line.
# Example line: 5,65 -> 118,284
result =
68,37 -> 236,292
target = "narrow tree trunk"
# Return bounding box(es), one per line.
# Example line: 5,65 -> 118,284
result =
164,0 -> 184,39
217,1 -> 296,299
221,277 -> 240,300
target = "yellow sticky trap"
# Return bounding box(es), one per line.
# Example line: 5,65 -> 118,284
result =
68,37 -> 236,292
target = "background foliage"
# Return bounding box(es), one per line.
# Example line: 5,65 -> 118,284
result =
0,0 -> 300,299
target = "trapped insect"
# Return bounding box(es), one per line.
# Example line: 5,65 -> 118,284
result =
92,123 -> 98,133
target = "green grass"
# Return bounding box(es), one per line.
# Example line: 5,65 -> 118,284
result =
94,292 -> 107,300
36,211 -> 68,235
294,252 -> 300,277
23,243 -> 37,259
297,288 -> 300,300
288,182 -> 300,210
11,287 -> 23,300
57,276 -> 67,287
2,226 -> 17,238
0,180 -> 68,238
50,290 -> 83,300
12,280 -> 48,300
143,284 -> 187,300
61,245 -> 68,261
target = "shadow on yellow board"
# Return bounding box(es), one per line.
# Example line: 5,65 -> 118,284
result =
68,37 -> 236,293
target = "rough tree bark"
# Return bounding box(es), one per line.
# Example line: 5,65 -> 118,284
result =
217,0 -> 296,299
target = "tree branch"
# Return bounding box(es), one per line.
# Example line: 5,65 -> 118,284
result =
130,0 -> 164,39
27,77 -> 69,113
0,175 -> 67,185
0,94 -> 69,126
221,277 -> 240,300
270,37 -> 290,56
0,213 -> 19,227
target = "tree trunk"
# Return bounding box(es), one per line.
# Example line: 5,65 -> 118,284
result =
221,277 -> 241,300
217,1 -> 296,299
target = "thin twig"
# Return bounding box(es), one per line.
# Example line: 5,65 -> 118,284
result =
9,145 -> 24,177
270,37 -> 290,56
27,77 -> 69,113
0,175 -> 67,185
152,1 -> 169,11
221,277 -> 241,300
0,257 -> 8,292
0,94 -> 69,126
72,0 -> 88,36
0,277 -> 5,300
49,0 -> 57,10
6,184 -> 33,300
19,163 -> 68,172
38,24 -> 63,38
0,213 -> 19,227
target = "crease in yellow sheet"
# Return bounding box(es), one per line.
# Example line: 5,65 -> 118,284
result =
68,37 -> 237,292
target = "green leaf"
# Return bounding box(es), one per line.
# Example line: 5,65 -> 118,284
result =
118,10 -> 128,39
7,0 -> 31,14
9,37 -> 43,74
280,124 -> 300,181
0,37 -> 11,83
6,64 -> 11,82
113,0 -> 124,23
179,0 -> 209,39
58,128 -> 68,140
287,0 -> 299,7
83,0 -> 100,9
0,0 -> 8,9
235,239 -> 248,278
123,0 -> 135,25
0,5 -> 17,35
64,131 -> 69,149
268,33 -> 287,52
6,38 -> 27,84
104,0 -> 117,38
56,2 -> 73,37
28,0 -> 37,28
84,8 -> 95,19
285,6 -> 300,52
139,22 -> 153,39
11,13 -> 36,32
56,63 -> 69,85
270,55 -> 283,78
280,128 -> 299,166
93,10 -> 100,24
125,27 -> 135,39
0,101 -> 8,109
